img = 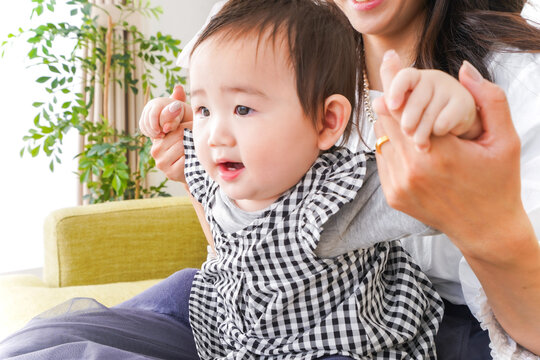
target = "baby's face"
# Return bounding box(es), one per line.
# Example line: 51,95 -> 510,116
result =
190,33 -> 320,212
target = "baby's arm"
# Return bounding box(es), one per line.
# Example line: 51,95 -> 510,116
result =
316,160 -> 438,258
385,64 -> 482,151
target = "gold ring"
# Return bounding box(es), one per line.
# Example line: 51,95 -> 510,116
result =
376,135 -> 390,154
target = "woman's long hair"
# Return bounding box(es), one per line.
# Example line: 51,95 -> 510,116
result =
415,0 -> 540,80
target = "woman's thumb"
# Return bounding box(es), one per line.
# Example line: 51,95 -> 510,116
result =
170,84 -> 186,102
458,61 -> 514,137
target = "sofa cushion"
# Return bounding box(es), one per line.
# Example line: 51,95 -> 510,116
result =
0,274 -> 161,340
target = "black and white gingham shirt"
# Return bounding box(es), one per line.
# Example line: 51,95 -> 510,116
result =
184,129 -> 443,359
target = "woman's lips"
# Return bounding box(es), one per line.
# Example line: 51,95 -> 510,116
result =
351,0 -> 384,11
217,162 -> 245,181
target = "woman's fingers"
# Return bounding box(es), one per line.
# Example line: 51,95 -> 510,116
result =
151,126 -> 188,183
379,50 -> 403,98
373,96 -> 414,159
170,84 -> 187,102
372,99 -> 396,200
372,96 -> 414,209
139,84 -> 188,139
160,101 -> 185,134
160,101 -> 194,134
161,139 -> 186,182
372,95 -> 444,219
372,96 -> 390,139
459,61 -> 514,142
159,85 -> 191,134
161,84 -> 189,134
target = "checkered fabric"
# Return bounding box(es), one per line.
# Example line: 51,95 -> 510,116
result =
184,129 -> 443,359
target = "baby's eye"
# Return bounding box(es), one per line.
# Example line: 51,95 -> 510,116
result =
197,106 -> 210,117
235,105 -> 253,116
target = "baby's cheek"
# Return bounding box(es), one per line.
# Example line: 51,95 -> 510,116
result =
193,134 -> 212,172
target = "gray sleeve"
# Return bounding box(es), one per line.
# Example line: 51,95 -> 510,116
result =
315,159 -> 439,258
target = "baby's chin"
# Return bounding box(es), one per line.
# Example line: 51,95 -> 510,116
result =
224,191 -> 280,213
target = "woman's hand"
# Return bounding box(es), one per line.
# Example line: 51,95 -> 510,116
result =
139,85 -> 193,183
374,51 -> 540,354
139,85 -> 190,138
141,85 -> 214,249
150,125 -> 190,183
373,51 -> 527,255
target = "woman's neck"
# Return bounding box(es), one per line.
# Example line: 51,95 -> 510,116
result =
362,12 -> 426,91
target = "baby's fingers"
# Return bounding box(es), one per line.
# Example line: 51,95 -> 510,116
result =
431,99 -> 464,137
140,103 -> 165,139
412,114 -> 435,152
400,83 -> 433,136
145,101 -> 170,138
410,92 -> 450,151
139,105 -> 153,138
387,67 -> 421,111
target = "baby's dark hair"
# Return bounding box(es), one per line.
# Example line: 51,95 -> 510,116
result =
191,0 -> 360,145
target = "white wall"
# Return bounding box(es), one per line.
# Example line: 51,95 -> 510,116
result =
0,3 -> 80,274
524,0 -> 540,21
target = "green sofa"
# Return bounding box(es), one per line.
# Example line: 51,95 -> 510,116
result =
0,197 -> 207,340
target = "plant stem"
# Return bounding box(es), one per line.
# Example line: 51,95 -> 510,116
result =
103,14 -> 114,123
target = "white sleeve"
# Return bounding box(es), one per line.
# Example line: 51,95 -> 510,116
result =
460,51 -> 540,360
176,1 -> 229,68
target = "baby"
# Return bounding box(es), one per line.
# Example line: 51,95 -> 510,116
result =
140,0 -> 482,358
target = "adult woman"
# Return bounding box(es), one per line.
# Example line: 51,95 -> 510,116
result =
145,0 -> 540,358
1,1 -> 538,359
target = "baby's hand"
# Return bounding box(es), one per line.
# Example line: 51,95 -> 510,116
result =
139,85 -> 189,139
384,62 -> 482,151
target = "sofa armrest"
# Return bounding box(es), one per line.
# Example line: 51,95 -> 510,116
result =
44,197 -> 207,287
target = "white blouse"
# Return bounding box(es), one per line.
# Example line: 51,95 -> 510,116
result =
357,51 -> 540,360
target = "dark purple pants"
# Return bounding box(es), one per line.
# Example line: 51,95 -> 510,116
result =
117,268 -> 352,359
0,268 -> 491,359
0,269 -> 352,359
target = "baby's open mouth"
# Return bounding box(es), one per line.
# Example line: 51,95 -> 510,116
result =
219,162 -> 245,171
217,161 -> 245,181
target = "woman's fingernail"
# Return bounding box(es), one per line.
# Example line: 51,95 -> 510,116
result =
383,49 -> 397,62
168,101 -> 182,113
463,60 -> 483,83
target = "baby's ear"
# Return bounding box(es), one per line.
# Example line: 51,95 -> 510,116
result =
317,94 -> 351,151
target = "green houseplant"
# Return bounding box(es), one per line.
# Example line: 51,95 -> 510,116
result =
1,0 -> 185,203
